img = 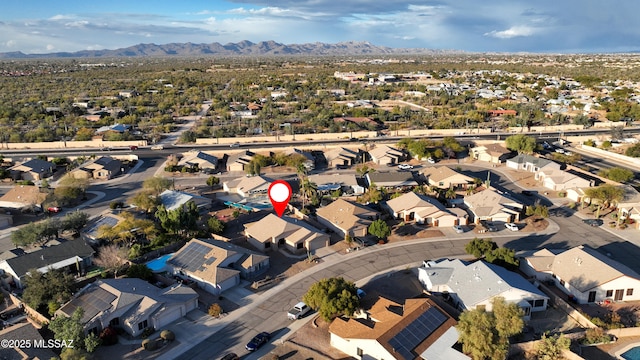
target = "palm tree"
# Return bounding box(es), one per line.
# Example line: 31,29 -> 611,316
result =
445,187 -> 457,200
300,177 -> 318,208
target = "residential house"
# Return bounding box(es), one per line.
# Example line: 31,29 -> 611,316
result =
324,147 -> 361,168
9,158 -> 55,181
617,185 -> 640,230
536,168 -> 592,191
365,172 -> 418,189
384,192 -> 466,226
520,245 -> 640,304
421,166 -> 475,190
178,151 -> 219,171
283,148 -> 315,171
168,238 -> 269,294
96,123 -> 130,134
567,187 -> 588,203
368,144 -> 405,166
0,239 -> 94,289
329,296 -> 468,360
223,175 -> 271,198
118,90 -> 139,98
69,156 -> 122,180
244,214 -> 329,254
158,190 -> 212,212
464,188 -> 524,223
226,150 -> 255,172
0,323 -> 56,359
56,278 -> 197,337
309,173 -> 365,195
0,185 -> 48,211
333,117 -> 379,129
506,154 -> 560,173
82,212 -> 126,245
469,143 -> 512,164
316,199 -> 380,238
418,259 -> 548,320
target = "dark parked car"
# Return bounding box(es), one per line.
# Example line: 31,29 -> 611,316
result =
583,218 -> 603,227
246,332 -> 270,351
521,190 -> 534,196
220,353 -> 239,360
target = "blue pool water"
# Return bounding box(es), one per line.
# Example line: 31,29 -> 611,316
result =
145,253 -> 174,272
622,346 -> 640,360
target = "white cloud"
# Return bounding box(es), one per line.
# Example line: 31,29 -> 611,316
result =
484,26 -> 535,39
65,20 -> 89,28
46,44 -> 55,50
49,14 -> 75,21
5,40 -> 15,47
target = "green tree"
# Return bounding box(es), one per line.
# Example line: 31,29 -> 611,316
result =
465,238 -> 498,258
22,268 -> 75,311
207,217 -> 225,234
49,307 -> 85,350
206,175 -> 220,188
626,143 -> 640,157
457,297 -> 524,360
505,134 -> 537,154
303,277 -> 360,322
126,264 -> 153,281
129,191 -> 159,213
585,184 -> 625,218
300,177 -> 318,209
367,185 -> 383,204
61,211 -> 90,236
368,219 -> 391,240
526,204 -> 550,218
142,176 -> 172,195
536,333 -> 571,360
584,139 -> 596,147
598,167 -> 634,183
84,332 -> 101,353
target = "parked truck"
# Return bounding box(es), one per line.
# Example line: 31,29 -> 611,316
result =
287,302 -> 311,320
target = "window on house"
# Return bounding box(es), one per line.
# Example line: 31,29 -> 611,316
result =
138,320 -> 148,331
109,318 -> 119,326
606,290 -> 613,297
357,348 -> 363,356
534,299 -> 545,308
628,289 -> 634,296
265,242 -> 271,248
297,243 -> 303,249
527,300 -> 534,306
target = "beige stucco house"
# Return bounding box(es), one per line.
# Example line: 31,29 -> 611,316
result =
421,166 -> 475,190
244,214 -> 329,254
385,192 -> 465,227
316,199 -> 380,238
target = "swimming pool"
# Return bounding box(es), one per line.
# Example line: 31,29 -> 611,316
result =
621,345 -> 640,360
145,253 -> 174,273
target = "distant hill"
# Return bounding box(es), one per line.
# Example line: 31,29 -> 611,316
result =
0,40 -> 454,59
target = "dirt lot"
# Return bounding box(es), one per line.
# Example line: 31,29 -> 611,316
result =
388,222 -> 445,242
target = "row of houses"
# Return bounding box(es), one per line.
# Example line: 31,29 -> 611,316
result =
6,156 -> 123,183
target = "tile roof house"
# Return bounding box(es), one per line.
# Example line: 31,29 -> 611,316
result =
520,245 -> 640,304
385,192 -> 464,227
69,156 -> 122,180
419,259 -> 548,320
223,175 -> 271,198
168,238 -> 269,295
365,172 -> 418,189
0,323 -> 56,359
324,147 -> 362,168
368,144 -> 405,165
316,199 -> 380,238
158,190 -> 212,212
463,188 -> 524,223
178,151 -> 219,170
309,173 -> 365,195
617,185 -> 640,230
421,166 -> 475,190
536,168 -> 593,191
56,278 -> 198,337
9,158 -> 55,181
0,185 -> 48,211
284,148 -> 315,170
0,239 -> 94,289
244,214 -> 329,254
226,150 -> 255,172
329,296 -> 468,360
96,123 -> 130,134
506,154 -> 560,173
470,143 -> 512,163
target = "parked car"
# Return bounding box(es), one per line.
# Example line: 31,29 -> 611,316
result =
554,148 -> 566,154
453,225 -> 464,233
583,219 -> 603,227
357,288 -> 366,299
230,142 -> 240,148
427,157 -> 436,164
505,223 -> 519,231
521,190 -> 534,196
245,332 -> 270,351
397,164 -> 414,170
287,302 -> 311,320
47,206 -> 61,213
129,145 -> 138,151
101,147 -> 112,151
482,221 -> 498,232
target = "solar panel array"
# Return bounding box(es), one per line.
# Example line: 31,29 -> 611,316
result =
86,216 -> 119,235
388,306 -> 448,360
168,242 -> 215,272
67,287 -> 117,321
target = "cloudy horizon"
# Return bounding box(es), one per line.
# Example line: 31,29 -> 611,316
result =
1,0 -> 638,55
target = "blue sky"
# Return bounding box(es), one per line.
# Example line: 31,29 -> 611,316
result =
1,0 -> 638,54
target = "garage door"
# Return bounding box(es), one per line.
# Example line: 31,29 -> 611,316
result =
154,306 -> 182,329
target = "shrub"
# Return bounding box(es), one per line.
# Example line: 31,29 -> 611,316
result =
160,330 -> 175,342
208,303 -> 223,317
582,327 -> 612,344
142,338 -> 157,350
141,327 -> 154,338
558,191 -> 566,198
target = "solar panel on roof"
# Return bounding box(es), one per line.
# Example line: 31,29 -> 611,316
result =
388,306 -> 447,360
168,242 -> 214,272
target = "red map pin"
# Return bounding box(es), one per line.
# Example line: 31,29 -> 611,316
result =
268,180 -> 292,217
